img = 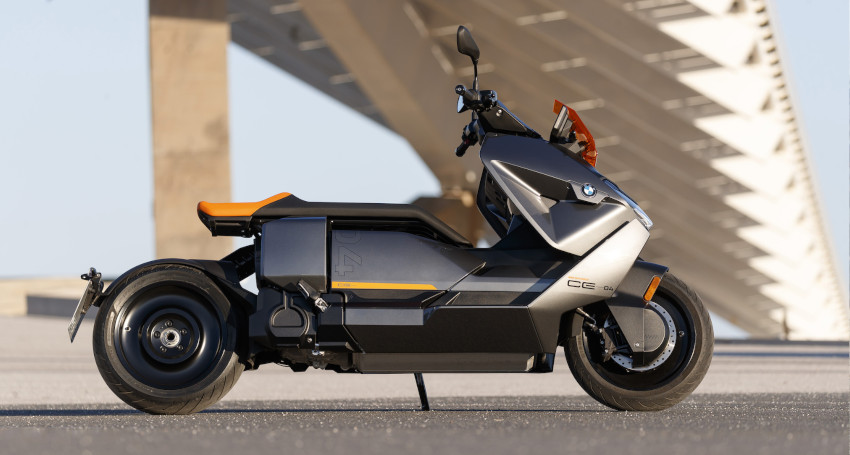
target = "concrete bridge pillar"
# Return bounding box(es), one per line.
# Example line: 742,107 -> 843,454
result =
149,0 -> 233,259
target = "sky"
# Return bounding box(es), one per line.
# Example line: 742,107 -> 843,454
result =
770,0 -> 849,284
0,1 -> 846,338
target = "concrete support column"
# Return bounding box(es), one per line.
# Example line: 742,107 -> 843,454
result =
149,0 -> 232,259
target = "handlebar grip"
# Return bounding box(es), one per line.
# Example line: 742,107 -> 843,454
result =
455,140 -> 470,157
455,85 -> 477,105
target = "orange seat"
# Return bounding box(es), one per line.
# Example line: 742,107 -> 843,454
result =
197,192 -> 291,217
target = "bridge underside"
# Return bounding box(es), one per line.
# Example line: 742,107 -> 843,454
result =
149,0 -> 848,339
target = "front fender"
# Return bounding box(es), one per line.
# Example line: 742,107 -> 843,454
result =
604,261 -> 668,365
610,260 -> 669,304
561,260 -> 667,343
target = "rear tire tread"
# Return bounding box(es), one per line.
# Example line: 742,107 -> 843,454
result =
92,264 -> 245,415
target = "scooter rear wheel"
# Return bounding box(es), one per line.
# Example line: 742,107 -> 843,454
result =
93,265 -> 243,414
565,273 -> 713,411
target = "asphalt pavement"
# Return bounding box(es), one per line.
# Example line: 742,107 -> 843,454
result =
0,316 -> 847,454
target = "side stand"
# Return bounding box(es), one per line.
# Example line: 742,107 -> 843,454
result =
414,373 -> 430,411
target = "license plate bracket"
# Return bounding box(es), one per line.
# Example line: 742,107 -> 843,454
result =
68,268 -> 104,342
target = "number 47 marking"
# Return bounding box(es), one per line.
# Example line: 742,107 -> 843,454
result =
335,247 -> 361,276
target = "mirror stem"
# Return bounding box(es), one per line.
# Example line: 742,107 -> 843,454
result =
472,61 -> 479,91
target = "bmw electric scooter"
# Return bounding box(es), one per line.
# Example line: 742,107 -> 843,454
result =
69,26 -> 713,414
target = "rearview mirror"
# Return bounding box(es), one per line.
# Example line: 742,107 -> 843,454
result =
456,26 -> 480,63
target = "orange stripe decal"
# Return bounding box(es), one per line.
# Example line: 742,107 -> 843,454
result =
332,281 -> 438,291
198,192 -> 291,217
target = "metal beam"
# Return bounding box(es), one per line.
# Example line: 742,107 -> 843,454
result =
229,0 -> 388,126
221,0 -> 846,338
299,0 -> 480,191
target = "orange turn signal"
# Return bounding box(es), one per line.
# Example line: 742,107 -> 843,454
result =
643,276 -> 662,302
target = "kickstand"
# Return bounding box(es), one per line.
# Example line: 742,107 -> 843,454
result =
414,373 -> 430,411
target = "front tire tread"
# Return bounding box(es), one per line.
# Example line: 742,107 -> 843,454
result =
565,273 -> 713,412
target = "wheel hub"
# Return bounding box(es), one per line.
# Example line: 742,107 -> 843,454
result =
115,288 -> 225,389
142,308 -> 201,365
611,301 -> 677,372
160,327 -> 181,348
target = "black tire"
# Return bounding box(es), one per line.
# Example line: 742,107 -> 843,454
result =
565,273 -> 713,411
93,264 -> 244,414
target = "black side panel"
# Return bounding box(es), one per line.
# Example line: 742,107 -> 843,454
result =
254,195 -> 472,247
345,306 -> 542,353
330,230 -> 483,291
259,217 -> 327,293
449,291 -> 534,306
249,287 -> 286,343
491,217 -> 554,251
355,352 -> 534,373
477,102 -> 540,137
250,289 -> 356,350
477,169 -> 510,238
342,289 -> 441,306
316,293 -> 358,349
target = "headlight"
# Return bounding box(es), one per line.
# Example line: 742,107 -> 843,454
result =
604,181 -> 653,230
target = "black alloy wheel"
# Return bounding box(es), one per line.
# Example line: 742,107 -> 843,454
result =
565,273 -> 714,411
93,265 -> 244,414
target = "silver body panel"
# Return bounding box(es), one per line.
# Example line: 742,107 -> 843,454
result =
481,135 -> 646,256
527,219 -> 651,351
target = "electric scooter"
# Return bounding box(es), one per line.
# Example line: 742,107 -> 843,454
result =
69,26 -> 713,415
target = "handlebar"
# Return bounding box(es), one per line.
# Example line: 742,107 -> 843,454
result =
454,85 -> 490,157
455,85 -> 497,113
456,85 -> 478,106
455,120 -> 479,157
453,85 -> 537,157
455,141 -> 471,157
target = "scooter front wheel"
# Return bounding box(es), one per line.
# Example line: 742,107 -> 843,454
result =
565,273 -> 714,411
92,265 -> 244,414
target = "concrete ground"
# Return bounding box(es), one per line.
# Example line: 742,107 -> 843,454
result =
0,315 -> 847,454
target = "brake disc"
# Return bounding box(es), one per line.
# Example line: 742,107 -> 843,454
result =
611,301 -> 677,372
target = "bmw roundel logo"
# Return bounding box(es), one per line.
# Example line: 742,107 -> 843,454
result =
582,183 -> 597,197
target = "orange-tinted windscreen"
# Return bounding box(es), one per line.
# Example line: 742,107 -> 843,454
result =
553,100 -> 597,167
